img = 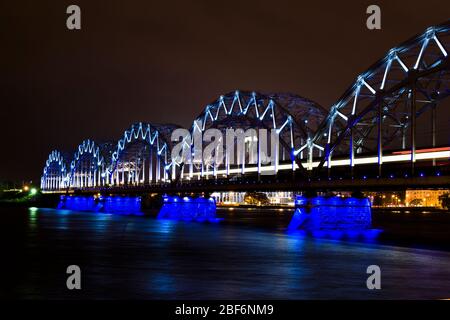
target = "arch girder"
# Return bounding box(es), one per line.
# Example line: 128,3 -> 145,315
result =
312,22 -> 449,170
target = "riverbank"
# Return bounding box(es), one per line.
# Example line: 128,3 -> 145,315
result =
0,194 -> 60,209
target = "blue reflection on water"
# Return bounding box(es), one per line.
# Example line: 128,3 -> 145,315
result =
148,273 -> 177,295
13,207 -> 450,299
288,228 -> 383,243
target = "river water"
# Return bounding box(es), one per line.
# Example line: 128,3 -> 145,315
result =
2,207 -> 450,299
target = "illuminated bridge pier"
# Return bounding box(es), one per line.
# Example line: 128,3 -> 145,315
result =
56,193 -> 220,222
58,195 -> 143,214
288,195 -> 372,232
157,195 -> 220,222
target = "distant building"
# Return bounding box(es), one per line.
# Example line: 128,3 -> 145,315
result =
211,191 -> 294,206
266,192 -> 294,206
405,189 -> 449,208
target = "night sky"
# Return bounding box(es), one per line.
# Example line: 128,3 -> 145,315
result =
1,0 -> 449,182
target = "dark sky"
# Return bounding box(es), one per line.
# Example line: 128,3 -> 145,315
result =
1,0 -> 449,182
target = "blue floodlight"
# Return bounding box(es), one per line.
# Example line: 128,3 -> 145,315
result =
58,195 -> 143,215
289,195 -> 372,232
158,195 -> 221,223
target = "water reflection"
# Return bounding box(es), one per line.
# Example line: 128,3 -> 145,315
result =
28,207 -> 38,232
3,207 -> 450,299
156,219 -> 178,234
287,229 -> 383,243
148,272 -> 177,295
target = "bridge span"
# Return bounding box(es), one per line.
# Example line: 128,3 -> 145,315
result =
40,22 -> 450,194
44,175 -> 449,196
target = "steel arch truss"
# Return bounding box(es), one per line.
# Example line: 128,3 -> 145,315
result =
177,90 -> 326,178
313,22 -> 450,171
107,122 -> 178,185
40,21 -> 450,190
41,150 -> 68,190
69,139 -> 106,188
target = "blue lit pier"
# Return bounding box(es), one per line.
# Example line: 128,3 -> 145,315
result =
58,195 -> 143,215
288,196 -> 372,231
157,195 -> 220,222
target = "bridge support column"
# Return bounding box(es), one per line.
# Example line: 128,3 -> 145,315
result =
141,158 -> 146,184
410,86 -> 416,175
257,136 -> 261,181
200,158 -> 204,179
324,143 -> 331,179
172,161 -> 176,181
156,156 -> 160,182
273,130 -> 279,174
291,148 -> 296,180
158,195 -> 220,223
189,148 -> 194,179
432,103 -> 436,166
377,103 -> 383,178
307,146 -> 313,171
402,124 -> 406,150
241,144 -> 246,175
150,149 -> 154,183
349,128 -> 354,178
